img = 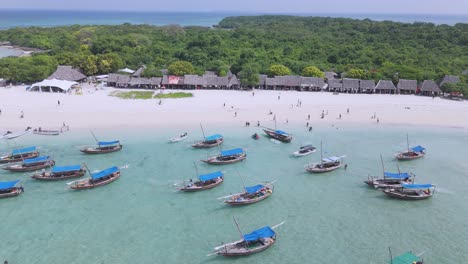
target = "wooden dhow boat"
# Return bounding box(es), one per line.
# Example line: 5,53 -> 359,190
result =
0,146 -> 39,164
381,183 -> 435,200
263,128 -> 292,143
178,171 -> 224,192
388,248 -> 424,264
1,127 -> 32,140
364,155 -> 413,188
80,140 -> 122,154
209,218 -> 285,257
305,142 -> 344,173
68,166 -> 120,190
292,145 -> 316,157
32,164 -> 86,181
395,134 -> 425,161
202,148 -> 246,165
192,134 -> 223,148
33,127 -> 60,136
222,183 -> 274,206
4,156 -> 55,172
0,180 -> 23,199
170,132 -> 188,143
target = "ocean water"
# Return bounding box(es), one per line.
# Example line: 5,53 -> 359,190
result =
0,10 -> 466,30
0,125 -> 467,263
0,46 -> 24,58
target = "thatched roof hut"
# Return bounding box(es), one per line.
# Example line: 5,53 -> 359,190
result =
375,80 -> 396,93
439,75 -> 460,87
324,71 -> 338,80
327,79 -> 342,91
420,80 -> 441,95
397,79 -> 417,93
342,78 -> 359,91
359,80 -> 375,92
300,77 -> 325,90
48,66 -> 86,82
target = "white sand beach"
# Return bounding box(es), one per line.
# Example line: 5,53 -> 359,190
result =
0,84 -> 467,131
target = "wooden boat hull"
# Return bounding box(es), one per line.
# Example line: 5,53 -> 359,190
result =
263,129 -> 292,143
381,189 -> 433,200
293,150 -> 316,157
33,130 -> 60,136
0,152 -> 40,164
0,188 -> 23,199
80,145 -> 122,154
305,163 -> 342,173
170,135 -> 188,143
179,178 -> 223,192
70,172 -> 120,190
4,160 -> 55,172
192,139 -> 223,148
202,154 -> 246,165
3,129 -> 31,140
32,170 -> 86,181
216,238 -> 276,256
364,179 -> 410,189
395,152 -> 425,161
225,190 -> 272,206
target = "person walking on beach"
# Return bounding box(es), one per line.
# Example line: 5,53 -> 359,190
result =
223,103 -> 225,107
377,118 -> 380,123
20,110 -> 24,119
307,114 -> 310,120
309,127 -> 312,132
306,122 -> 309,127
339,114 -> 341,119
347,108 -> 349,114
234,112 -> 237,117
257,121 -> 260,127
57,100 -> 60,106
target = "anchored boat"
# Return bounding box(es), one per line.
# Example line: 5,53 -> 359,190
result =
223,183 -> 274,206
0,180 -> 23,199
381,183 -> 435,200
305,142 -> 344,173
69,166 -> 120,190
202,148 -> 246,165
395,134 -> 425,161
263,128 -> 292,143
32,164 -> 86,181
0,146 -> 39,164
178,170 -> 224,192
292,145 -> 316,157
81,140 -> 122,154
192,134 -> 223,148
364,155 -> 413,188
4,156 -> 55,172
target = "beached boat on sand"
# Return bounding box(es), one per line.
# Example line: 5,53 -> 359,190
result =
68,166 -> 120,190
0,146 -> 39,164
80,140 -> 122,154
209,218 -> 284,257
32,164 -> 86,181
381,183 -> 435,200
292,145 -> 316,157
178,171 -> 224,192
202,148 -> 246,165
222,183 -> 273,206
0,180 -> 23,199
4,156 -> 55,172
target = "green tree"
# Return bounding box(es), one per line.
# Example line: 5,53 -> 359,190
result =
301,66 -> 324,78
80,55 -> 98,76
267,64 -> 291,77
168,61 -> 195,76
238,63 -> 260,87
97,53 -> 124,74
345,68 -> 370,79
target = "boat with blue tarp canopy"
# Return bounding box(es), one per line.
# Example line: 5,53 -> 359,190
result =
390,251 -> 422,264
0,180 -> 23,199
69,166 -> 120,190
364,155 -> 414,188
1,146 -> 39,164
402,183 -> 434,189
32,164 -> 86,181
275,130 -> 288,135
396,134 -> 426,161
179,170 -> 224,192
4,155 -> 55,172
203,148 -> 246,165
382,182 -> 435,200
98,140 -> 120,146
81,139 -> 122,154
410,145 -> 425,153
199,171 -> 223,182
245,184 -> 264,194
222,172 -> 274,206
306,142 -> 344,173
263,126 -> 292,143
205,134 -> 222,141
384,172 -> 410,179
192,133 -> 224,148
243,226 -> 275,242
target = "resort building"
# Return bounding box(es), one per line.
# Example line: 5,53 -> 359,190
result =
359,80 -> 375,93
375,80 -> 397,94
420,80 -> 442,96
48,66 -> 87,82
439,75 -> 460,87
342,78 -> 360,93
28,79 -> 78,93
397,79 -> 418,94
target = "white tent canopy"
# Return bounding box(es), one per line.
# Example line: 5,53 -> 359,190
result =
118,68 -> 135,74
28,79 -> 78,93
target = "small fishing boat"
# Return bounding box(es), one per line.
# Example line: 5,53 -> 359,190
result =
263,128 -> 292,143
4,156 -> 55,172
80,140 -> 122,154
223,183 -> 274,206
395,134 -> 425,161
0,180 -> 24,199
389,248 -> 424,264
252,133 -> 259,140
1,127 -> 32,140
381,183 -> 435,200
33,127 -> 60,136
178,171 -> 224,192
364,155 -> 413,188
0,146 -> 39,164
305,142 -> 344,173
69,166 -> 120,190
170,132 -> 188,143
32,164 -> 86,181
202,148 -> 246,165
192,134 -> 223,148
292,145 -> 316,157
209,218 -> 284,257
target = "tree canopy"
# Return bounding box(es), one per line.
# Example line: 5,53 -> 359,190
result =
168,61 -> 195,76
267,64 -> 291,77
302,66 -> 324,78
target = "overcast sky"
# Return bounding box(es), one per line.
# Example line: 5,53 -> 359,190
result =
2,0 -> 468,14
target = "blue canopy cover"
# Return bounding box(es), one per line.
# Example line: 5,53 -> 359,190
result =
243,226 -> 275,242
0,180 -> 20,191
91,166 -> 119,180
198,171 -> 223,182
23,156 -> 49,165
245,184 -> 264,194
52,165 -> 82,173
205,134 -> 222,141
275,130 -> 288,135
411,145 -> 425,152
12,146 -> 36,156
384,172 -> 410,179
98,141 -> 120,146
220,148 -> 244,157
402,183 -> 434,189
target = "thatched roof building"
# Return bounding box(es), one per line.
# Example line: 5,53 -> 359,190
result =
439,75 -> 460,87
301,77 -> 325,91
324,71 -> 338,80
375,80 -> 396,94
359,80 -> 375,93
48,66 -> 86,82
420,80 -> 441,95
397,79 -> 417,94
342,78 -> 359,92
327,79 -> 342,91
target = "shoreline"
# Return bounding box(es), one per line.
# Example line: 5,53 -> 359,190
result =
1,85 -> 468,132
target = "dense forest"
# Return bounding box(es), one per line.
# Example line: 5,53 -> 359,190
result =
0,15 -> 467,85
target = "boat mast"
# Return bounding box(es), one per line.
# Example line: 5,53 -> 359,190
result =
193,161 -> 199,179
236,169 -> 246,191
388,247 -> 393,264
83,162 -> 92,178
200,123 -> 206,140
406,133 -> 409,151
320,141 -> 323,165
232,216 -> 245,241
380,154 -> 385,178
90,131 -> 99,143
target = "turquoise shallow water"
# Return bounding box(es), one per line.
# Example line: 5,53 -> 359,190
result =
1,125 -> 467,263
